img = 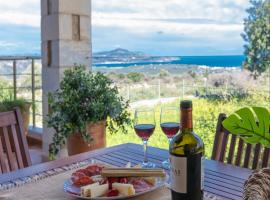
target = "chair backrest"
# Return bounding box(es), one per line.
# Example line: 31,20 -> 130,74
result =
0,108 -> 31,174
211,113 -> 270,170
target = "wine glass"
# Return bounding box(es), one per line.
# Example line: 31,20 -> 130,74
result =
134,108 -> 156,168
160,106 -> 180,169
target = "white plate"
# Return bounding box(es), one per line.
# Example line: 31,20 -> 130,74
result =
63,177 -> 167,200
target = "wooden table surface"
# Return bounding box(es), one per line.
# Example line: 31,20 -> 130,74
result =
0,143 -> 252,200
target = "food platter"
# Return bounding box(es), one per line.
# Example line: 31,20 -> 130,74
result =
64,177 -> 166,199
63,164 -> 167,199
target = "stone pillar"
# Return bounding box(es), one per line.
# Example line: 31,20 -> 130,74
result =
41,0 -> 91,158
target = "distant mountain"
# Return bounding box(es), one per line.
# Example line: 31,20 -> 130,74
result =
93,48 -> 179,65
93,48 -> 146,58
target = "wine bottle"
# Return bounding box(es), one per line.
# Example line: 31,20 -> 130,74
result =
169,100 -> 204,200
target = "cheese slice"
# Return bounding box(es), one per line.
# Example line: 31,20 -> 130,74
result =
112,183 -> 135,196
90,183 -> 109,197
133,164 -> 142,168
81,182 -> 99,197
125,162 -> 131,168
142,177 -> 156,186
81,183 -> 109,198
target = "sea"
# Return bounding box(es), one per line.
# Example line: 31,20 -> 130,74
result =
93,55 -> 245,68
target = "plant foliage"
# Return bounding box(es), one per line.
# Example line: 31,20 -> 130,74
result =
222,107 -> 270,147
47,66 -> 132,159
0,98 -> 30,112
242,0 -> 270,78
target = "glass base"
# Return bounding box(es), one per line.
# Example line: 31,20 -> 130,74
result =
142,161 -> 156,168
162,159 -> 170,170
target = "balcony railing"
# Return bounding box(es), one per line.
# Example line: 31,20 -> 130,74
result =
0,56 -> 42,129
0,55 -> 269,134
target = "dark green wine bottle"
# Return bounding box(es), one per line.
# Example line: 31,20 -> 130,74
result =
169,100 -> 204,200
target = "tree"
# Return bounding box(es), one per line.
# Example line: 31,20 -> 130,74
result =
242,0 -> 270,78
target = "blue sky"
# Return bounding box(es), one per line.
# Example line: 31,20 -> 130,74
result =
0,0 -> 250,56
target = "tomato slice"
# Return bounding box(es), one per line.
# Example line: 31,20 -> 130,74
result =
108,177 -> 119,189
71,172 -> 85,184
76,169 -> 91,176
86,165 -> 104,176
107,189 -> 119,197
73,176 -> 94,187
119,177 -> 128,184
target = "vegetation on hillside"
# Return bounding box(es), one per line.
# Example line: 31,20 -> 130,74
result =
106,92 -> 270,158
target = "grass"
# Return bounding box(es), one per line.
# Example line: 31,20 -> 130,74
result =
106,93 -> 270,159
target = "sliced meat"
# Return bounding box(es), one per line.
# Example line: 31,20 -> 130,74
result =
130,179 -> 153,193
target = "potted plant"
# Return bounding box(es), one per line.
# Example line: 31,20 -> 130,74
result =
0,98 -> 31,135
47,66 -> 131,159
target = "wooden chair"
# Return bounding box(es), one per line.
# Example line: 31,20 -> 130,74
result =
211,113 -> 270,170
0,108 -> 31,174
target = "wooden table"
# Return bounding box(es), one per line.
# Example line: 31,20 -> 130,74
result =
0,143 -> 252,200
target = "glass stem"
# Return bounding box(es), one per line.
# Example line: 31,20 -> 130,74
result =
167,138 -> 173,163
143,140 -> 148,163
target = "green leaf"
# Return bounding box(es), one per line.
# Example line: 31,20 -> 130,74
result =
222,107 -> 270,147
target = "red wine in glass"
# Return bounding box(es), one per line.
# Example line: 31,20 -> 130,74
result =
160,106 -> 179,169
161,122 -> 180,138
134,124 -> 155,140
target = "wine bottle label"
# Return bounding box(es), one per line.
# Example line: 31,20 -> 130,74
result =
170,155 -> 187,193
170,153 -> 203,194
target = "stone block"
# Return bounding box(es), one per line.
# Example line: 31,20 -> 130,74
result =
58,40 -> 91,68
59,14 -> 73,40
42,88 -> 54,155
41,41 -> 60,67
42,67 -> 62,92
41,0 -> 60,16
59,0 -> 91,16
41,14 -> 59,41
41,0 -> 48,16
42,14 -> 73,41
80,16 -> 91,41
42,66 -> 69,156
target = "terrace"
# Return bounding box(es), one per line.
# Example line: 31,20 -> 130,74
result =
0,0 -> 269,199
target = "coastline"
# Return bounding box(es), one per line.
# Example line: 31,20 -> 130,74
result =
92,63 -> 242,75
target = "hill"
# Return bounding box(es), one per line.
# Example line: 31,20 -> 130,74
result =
93,48 -> 178,65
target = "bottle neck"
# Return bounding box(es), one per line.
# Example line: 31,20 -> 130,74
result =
181,108 -> 193,132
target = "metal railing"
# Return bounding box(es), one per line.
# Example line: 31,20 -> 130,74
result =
0,56 -> 42,128
0,55 -> 269,130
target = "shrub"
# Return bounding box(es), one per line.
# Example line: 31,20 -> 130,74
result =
159,69 -> 169,78
127,72 -> 144,82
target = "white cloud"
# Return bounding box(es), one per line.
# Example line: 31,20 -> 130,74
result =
92,0 -> 249,48
0,0 -> 40,27
0,11 -> 40,27
0,41 -> 18,48
92,0 -> 249,23
0,0 -> 250,55
93,17 -> 243,38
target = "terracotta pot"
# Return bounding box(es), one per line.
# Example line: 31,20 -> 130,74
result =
67,120 -> 106,156
21,103 -> 31,135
